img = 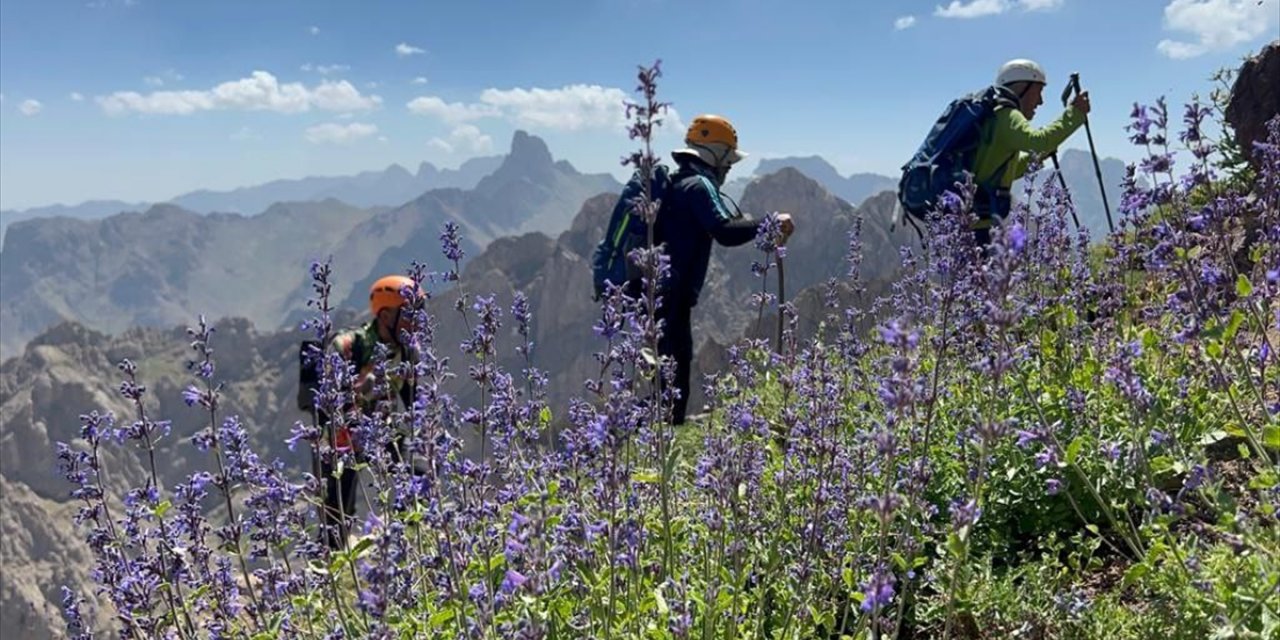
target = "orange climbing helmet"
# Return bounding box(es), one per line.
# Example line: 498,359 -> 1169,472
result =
680,114 -> 747,165
368,275 -> 424,317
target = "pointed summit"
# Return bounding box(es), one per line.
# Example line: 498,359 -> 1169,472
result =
475,131 -> 559,194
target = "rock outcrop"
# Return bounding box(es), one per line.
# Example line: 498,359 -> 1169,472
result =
1226,40 -> 1280,170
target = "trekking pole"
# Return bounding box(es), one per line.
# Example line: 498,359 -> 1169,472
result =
775,251 -> 786,354
1048,152 -> 1083,231
1061,72 -> 1115,234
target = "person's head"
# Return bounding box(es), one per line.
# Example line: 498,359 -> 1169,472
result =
674,114 -> 747,185
996,59 -> 1047,120
368,274 -> 424,344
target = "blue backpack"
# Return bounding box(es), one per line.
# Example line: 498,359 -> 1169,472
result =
897,85 -> 1016,229
591,164 -> 672,300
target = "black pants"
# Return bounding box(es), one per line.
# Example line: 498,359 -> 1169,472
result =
621,282 -> 695,425
973,226 -> 992,248
657,289 -> 694,425
319,432 -> 409,549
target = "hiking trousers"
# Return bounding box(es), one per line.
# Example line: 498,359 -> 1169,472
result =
319,432 -> 411,549
657,289 -> 695,425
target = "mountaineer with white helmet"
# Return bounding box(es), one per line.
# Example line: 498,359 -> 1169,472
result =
968,58 -> 1092,243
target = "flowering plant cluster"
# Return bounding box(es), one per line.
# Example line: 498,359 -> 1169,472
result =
57,62 -> 1279,639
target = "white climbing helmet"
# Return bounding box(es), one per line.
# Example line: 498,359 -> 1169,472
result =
996,59 -> 1047,87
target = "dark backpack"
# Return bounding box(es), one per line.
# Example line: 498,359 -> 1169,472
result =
296,334 -> 368,412
897,85 -> 1016,230
591,164 -> 672,300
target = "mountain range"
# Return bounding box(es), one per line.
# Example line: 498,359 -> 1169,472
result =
1,132 -> 1132,363
0,167 -> 920,639
0,156 -> 503,243
0,131 -> 619,360
724,156 -> 899,208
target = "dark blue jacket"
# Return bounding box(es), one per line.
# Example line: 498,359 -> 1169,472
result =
653,156 -> 761,305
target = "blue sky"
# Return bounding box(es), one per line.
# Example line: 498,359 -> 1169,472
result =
0,0 -> 1276,211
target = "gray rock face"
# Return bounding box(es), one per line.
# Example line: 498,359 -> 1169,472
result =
1226,40 -> 1280,170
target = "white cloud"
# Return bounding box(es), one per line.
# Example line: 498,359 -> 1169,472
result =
98,71 -> 382,115
70,92 -> 85,102
450,124 -> 493,153
395,42 -> 425,57
409,83 -> 684,134
406,96 -> 500,123
1156,0 -> 1279,59
1018,0 -> 1063,9
894,15 -> 917,29
411,76 -> 429,85
143,69 -> 184,87
366,81 -> 379,89
428,124 -> 494,154
479,84 -> 630,131
309,25 -> 320,35
934,0 -> 1061,18
301,63 -> 350,75
935,0 -> 1008,18
19,99 -> 43,116
305,122 -> 378,144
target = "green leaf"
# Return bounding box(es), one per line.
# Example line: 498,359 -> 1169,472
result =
842,566 -> 854,590
891,552 -> 908,572
489,554 -> 506,572
429,608 -> 455,626
1122,562 -> 1149,588
154,500 -> 172,518
1199,429 -> 1230,446
1236,273 -> 1253,297
350,537 -> 374,558
1206,340 -> 1223,359
1224,310 -> 1245,342
1141,328 -> 1159,350
1149,456 -> 1175,476
946,532 -> 965,560
655,587 -> 670,616
1085,524 -> 1100,536
1249,471 -> 1278,490
1263,425 -> 1280,450
1066,437 -> 1084,465
632,469 -> 660,484
539,406 -> 552,426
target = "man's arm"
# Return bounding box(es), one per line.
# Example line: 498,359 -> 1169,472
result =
1000,106 -> 1086,180
685,176 -> 760,246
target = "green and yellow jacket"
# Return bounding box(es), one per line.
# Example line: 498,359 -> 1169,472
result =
970,90 -> 1087,225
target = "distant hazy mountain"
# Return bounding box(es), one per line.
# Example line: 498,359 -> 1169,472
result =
1023,148 -> 1130,239
331,130 -> 621,312
0,200 -> 148,244
169,156 -> 503,214
0,131 -> 621,360
0,156 -> 503,241
723,156 -> 897,208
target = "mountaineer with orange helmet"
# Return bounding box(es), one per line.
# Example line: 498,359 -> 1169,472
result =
641,114 -> 795,425
318,273 -> 425,549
